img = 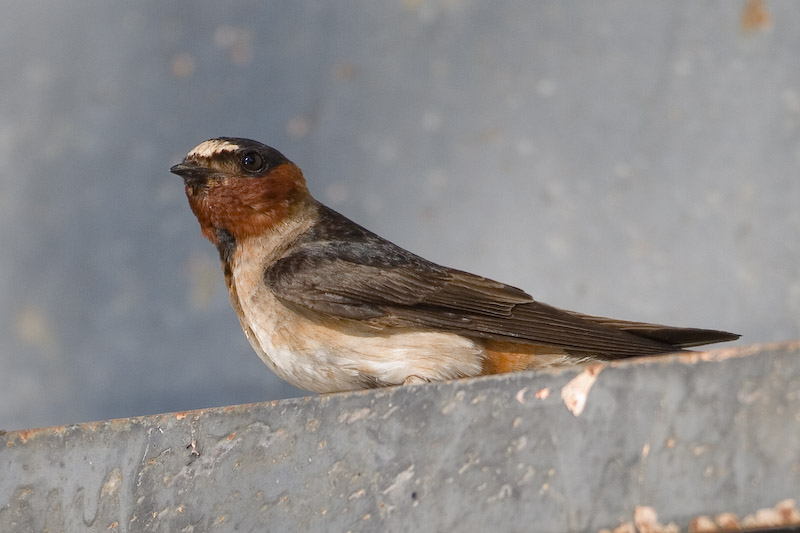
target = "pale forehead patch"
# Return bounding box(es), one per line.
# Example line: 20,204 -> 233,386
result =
188,139 -> 241,159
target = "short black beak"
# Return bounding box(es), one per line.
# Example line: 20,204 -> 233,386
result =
169,163 -> 187,175
170,161 -> 214,186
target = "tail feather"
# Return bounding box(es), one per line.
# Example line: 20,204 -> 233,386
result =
479,315 -> 740,375
563,311 -> 740,349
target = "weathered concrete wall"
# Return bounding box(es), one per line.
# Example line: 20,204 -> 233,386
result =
2,0 -> 800,432
2,342 -> 799,532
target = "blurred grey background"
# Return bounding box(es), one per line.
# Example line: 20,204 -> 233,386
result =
1,1 -> 797,431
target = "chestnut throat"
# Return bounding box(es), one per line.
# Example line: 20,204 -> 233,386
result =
185,162 -> 310,263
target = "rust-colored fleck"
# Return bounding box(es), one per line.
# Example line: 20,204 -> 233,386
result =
689,515 -> 717,533
776,498 -> 800,523
534,387 -> 550,400
692,444 -> 709,456
715,512 -> 740,530
175,412 -> 187,420
741,0 -> 772,32
634,505 -> 659,533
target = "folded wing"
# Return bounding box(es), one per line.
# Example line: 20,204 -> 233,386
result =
265,206 -> 738,359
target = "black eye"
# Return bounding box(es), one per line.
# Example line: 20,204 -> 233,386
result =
241,151 -> 266,173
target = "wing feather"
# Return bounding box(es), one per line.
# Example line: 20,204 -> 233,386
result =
264,205 -> 736,359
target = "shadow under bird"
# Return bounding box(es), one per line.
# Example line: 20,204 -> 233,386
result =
171,137 -> 739,392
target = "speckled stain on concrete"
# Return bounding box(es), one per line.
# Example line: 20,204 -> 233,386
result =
1,342 -> 799,532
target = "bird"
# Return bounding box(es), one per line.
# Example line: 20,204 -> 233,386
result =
171,137 -> 739,393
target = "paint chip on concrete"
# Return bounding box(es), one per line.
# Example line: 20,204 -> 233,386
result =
561,364 -> 603,416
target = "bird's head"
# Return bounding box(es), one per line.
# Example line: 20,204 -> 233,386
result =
170,137 -> 310,247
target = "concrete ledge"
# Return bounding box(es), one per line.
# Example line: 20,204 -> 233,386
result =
2,342 -> 800,532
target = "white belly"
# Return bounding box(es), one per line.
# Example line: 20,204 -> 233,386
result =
230,237 -> 486,392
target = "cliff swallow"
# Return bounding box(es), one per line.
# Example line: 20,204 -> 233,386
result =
171,138 -> 739,392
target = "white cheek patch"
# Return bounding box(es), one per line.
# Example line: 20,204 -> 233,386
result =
188,139 -> 241,159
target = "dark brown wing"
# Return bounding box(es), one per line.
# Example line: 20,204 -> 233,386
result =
265,205 -> 738,359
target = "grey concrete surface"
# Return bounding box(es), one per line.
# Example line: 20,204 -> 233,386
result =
1,2 -> 799,431
2,343 -> 799,532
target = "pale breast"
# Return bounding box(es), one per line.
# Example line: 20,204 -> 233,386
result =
229,231 -> 487,393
